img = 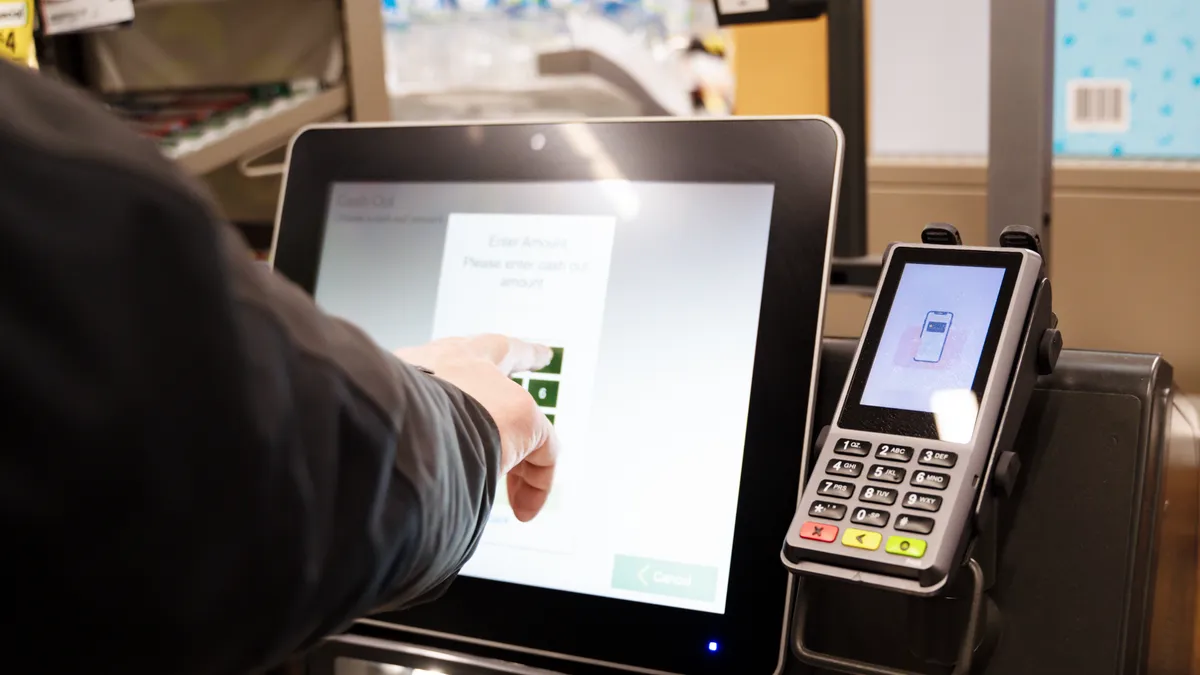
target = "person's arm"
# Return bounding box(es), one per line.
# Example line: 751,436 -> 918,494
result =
216,223 -> 504,617
0,61 -> 554,675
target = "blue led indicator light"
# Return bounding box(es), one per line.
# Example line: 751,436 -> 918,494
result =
707,641 -> 719,652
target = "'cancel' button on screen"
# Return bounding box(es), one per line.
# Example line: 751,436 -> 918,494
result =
610,555 -> 718,602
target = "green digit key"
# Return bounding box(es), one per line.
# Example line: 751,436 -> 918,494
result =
528,379 -> 560,408
538,347 -> 564,375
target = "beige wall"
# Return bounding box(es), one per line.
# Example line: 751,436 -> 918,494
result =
826,159 -> 1200,392
729,3 -> 871,119
729,19 -> 829,116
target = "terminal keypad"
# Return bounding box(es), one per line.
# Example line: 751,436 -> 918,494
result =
826,459 -> 864,478
817,479 -> 855,500
875,444 -> 914,463
919,449 -> 958,468
799,521 -> 838,543
859,486 -> 898,506
850,507 -> 890,528
804,436 -> 956,562
911,470 -> 951,491
833,438 -> 871,457
902,492 -> 943,512
867,465 -> 906,484
808,501 -> 847,521
894,514 -> 935,535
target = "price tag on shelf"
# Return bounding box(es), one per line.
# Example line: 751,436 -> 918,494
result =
39,0 -> 134,36
0,0 -> 34,66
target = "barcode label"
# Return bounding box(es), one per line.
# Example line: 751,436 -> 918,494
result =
1066,79 -> 1132,133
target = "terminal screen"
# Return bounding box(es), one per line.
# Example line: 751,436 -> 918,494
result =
859,263 -> 1006,439
314,181 -> 776,615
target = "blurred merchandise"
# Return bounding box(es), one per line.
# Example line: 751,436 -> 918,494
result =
83,0 -> 342,93
38,0 -> 134,35
685,32 -> 732,115
381,0 -> 733,119
0,0 -> 36,67
102,80 -> 323,159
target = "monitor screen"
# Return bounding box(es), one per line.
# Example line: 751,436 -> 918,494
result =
313,180 -> 776,615
859,263 -> 1006,415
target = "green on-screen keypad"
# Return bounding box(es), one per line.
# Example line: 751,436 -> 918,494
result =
515,347 -> 563,417
538,347 -> 564,375
528,379 -> 560,408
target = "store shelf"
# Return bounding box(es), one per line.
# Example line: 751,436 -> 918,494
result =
169,85 -> 347,176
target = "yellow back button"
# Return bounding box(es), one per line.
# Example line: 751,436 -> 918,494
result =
841,528 -> 882,551
886,536 -> 927,559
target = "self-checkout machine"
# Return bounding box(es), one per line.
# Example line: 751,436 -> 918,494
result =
277,1 -> 1200,674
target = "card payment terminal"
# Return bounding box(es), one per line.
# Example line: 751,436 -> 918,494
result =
784,240 -> 1046,596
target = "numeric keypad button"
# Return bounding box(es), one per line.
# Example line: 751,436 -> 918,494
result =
859,486 -> 899,506
834,438 -> 871,457
816,480 -> 855,500
919,449 -> 958,468
895,514 -> 936,535
875,444 -> 914,463
826,459 -> 863,478
850,507 -> 890,528
808,501 -> 847,521
902,492 -> 943,512
911,470 -> 951,491
867,465 -> 906,484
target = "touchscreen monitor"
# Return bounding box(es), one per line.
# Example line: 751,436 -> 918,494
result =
269,119 -> 843,675
315,180 -> 773,615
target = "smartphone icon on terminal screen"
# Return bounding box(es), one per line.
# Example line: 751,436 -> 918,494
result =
914,311 -> 954,363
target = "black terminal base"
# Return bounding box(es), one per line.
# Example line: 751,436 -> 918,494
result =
790,223 -> 1062,675
793,559 -> 994,675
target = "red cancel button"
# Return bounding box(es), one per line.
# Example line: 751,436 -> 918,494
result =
799,521 -> 839,543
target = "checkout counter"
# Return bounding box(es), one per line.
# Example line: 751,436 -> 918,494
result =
301,339 -> 1200,675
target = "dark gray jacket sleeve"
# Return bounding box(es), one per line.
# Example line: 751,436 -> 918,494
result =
0,62 -> 499,675
217,224 -> 501,620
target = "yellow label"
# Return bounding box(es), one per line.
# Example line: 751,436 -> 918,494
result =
0,0 -> 33,65
886,536 -> 928,559
842,528 -> 882,551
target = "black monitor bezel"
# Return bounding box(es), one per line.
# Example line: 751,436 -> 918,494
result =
837,247 -> 1023,440
270,119 -> 842,675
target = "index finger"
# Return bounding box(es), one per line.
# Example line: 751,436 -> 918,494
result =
483,335 -> 552,375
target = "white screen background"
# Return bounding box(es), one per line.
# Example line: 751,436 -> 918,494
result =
313,181 -> 775,614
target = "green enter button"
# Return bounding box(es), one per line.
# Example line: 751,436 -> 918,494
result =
611,555 -> 719,602
885,536 -> 927,559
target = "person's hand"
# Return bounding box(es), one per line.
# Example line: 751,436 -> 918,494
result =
394,335 -> 559,522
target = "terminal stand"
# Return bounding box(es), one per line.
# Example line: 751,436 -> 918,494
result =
790,224 -> 1062,675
